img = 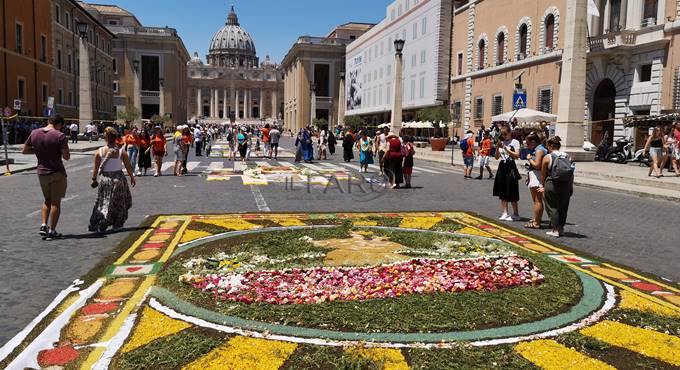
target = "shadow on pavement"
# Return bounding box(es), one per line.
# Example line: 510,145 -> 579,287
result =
61,226 -> 149,240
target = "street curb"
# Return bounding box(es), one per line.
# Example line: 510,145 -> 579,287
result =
416,156 -> 680,202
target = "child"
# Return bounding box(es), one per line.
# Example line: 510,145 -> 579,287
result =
461,131 -> 476,179
403,136 -> 415,188
476,131 -> 494,179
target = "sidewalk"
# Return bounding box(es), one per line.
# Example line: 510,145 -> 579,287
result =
415,146 -> 680,201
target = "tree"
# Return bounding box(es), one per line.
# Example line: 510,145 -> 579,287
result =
416,106 -> 451,138
312,118 -> 328,130
343,115 -> 363,131
117,105 -> 141,124
150,114 -> 171,127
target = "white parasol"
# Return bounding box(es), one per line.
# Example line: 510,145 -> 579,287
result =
492,108 -> 557,124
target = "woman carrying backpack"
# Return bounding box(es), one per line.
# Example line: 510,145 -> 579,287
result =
538,136 -> 574,238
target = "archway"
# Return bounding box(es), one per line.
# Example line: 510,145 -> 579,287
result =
592,79 -> 616,146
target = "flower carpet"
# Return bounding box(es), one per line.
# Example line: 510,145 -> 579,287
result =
203,162 -> 359,186
1,212 -> 678,370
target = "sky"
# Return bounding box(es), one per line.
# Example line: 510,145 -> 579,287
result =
107,0 -> 390,63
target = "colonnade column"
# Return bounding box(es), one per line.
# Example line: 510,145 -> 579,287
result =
196,88 -> 202,118
223,88 -> 228,119
245,89 -> 251,119
209,89 -> 213,118
215,90 -> 219,118
271,90 -> 277,120
259,89 -> 265,119
234,88 -> 240,119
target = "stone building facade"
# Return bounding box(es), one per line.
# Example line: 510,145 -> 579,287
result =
451,0 -> 680,148
281,23 -> 373,132
187,7 -> 283,123
54,0 -> 115,122
450,0 -> 565,134
0,0 -> 54,118
82,3 -> 190,125
345,0 -> 453,125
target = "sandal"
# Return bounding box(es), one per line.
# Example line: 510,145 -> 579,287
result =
524,221 -> 541,229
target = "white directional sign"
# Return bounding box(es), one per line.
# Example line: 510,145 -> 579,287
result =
47,96 -> 55,109
13,99 -> 21,111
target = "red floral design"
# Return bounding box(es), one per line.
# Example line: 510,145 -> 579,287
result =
190,256 -> 544,305
37,346 -> 79,366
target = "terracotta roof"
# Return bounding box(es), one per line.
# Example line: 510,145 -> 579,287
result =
79,2 -> 133,16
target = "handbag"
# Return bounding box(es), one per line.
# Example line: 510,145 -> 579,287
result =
91,148 -> 114,188
508,161 -> 521,181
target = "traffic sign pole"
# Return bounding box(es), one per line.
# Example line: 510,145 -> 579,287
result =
2,118 -> 10,176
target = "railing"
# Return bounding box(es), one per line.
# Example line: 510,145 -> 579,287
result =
588,36 -> 605,51
296,36 -> 350,46
640,17 -> 657,28
107,25 -> 178,37
141,91 -> 160,97
588,30 -> 637,51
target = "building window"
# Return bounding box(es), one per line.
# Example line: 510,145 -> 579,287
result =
387,64 -> 392,76
40,35 -> 47,62
314,64 -> 330,96
453,101 -> 462,120
58,89 -> 63,104
422,17 -> 427,35
42,84 -> 48,103
492,94 -> 503,116
639,64 -> 652,82
545,15 -> 555,50
67,53 -> 72,73
141,55 -> 160,91
55,4 -> 61,23
411,54 -> 417,67
68,91 -> 73,106
17,78 -> 26,100
478,39 -> 486,70
57,49 -> 62,70
113,58 -> 118,74
15,23 -> 23,53
475,97 -> 484,119
457,53 -> 463,75
420,50 -> 426,64
419,76 -> 425,98
643,0 -> 658,26
113,81 -> 119,93
108,19 -> 119,25
410,79 -> 416,100
65,12 -> 70,30
412,22 -> 417,40
537,87 -> 553,113
496,33 -> 505,65
519,24 -> 528,59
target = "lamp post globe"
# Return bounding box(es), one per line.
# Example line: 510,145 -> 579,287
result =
76,22 -> 89,39
394,39 -> 405,54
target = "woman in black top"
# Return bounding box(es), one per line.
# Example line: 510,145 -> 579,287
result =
644,127 -> 666,178
342,130 -> 355,162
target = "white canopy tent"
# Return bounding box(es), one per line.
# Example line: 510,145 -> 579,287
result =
492,108 -> 557,124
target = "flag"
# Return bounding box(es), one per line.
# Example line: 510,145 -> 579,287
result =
588,0 -> 600,17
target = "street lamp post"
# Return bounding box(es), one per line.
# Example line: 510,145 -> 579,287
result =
390,39 -> 405,136
76,21 -> 93,129
310,83 -> 317,128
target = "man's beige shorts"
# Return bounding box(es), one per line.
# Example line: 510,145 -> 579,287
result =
39,172 -> 68,201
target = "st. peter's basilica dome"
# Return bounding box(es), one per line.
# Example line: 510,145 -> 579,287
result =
207,6 -> 258,68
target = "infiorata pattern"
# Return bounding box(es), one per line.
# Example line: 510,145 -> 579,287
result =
181,256 -> 544,305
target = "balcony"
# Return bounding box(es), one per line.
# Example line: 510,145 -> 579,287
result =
141,90 -> 160,97
107,25 -> 178,38
588,24 -> 665,54
296,36 -> 351,46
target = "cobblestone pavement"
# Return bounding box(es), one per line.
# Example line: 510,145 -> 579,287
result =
0,137 -> 678,346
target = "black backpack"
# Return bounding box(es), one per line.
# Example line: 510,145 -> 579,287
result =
549,153 -> 575,182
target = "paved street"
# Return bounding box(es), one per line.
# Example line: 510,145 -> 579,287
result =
0,136 -> 678,347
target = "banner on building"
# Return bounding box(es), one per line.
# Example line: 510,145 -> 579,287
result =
346,54 -> 363,111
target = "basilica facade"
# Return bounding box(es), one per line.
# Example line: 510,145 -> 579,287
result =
187,7 -> 283,122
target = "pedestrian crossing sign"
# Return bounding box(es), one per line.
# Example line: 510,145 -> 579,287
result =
513,92 -> 527,110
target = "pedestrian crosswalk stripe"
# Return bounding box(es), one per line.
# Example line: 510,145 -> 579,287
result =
319,163 -> 345,171
186,161 -> 201,171
160,162 -> 174,172
208,162 -> 223,170
413,166 -> 444,174
277,161 -> 296,168
255,161 -> 270,167
339,162 -> 362,171
300,163 -> 324,171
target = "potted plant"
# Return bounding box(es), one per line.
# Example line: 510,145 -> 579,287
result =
417,106 -> 450,151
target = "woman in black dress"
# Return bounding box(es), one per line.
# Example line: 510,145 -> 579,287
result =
342,130 -> 355,162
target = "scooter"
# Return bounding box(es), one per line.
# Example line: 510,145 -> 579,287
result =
595,137 -> 630,164
631,149 -> 652,167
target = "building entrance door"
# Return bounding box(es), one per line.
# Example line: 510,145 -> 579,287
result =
592,79 -> 616,146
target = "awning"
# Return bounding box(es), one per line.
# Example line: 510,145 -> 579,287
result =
623,113 -> 680,128
492,108 -> 557,123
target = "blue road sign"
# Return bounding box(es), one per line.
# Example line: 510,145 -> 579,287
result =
513,92 -> 527,110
